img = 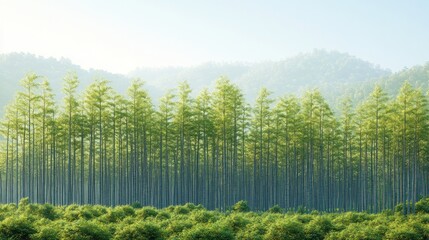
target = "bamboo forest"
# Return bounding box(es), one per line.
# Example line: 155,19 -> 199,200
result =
1,72 -> 428,215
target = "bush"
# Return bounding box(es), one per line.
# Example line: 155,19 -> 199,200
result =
155,211 -> 171,221
293,214 -> 313,224
264,220 -> 305,240
191,210 -> 215,223
385,221 -> 427,240
268,205 -> 283,213
395,201 -> 413,214
114,222 -> 164,240
223,214 -> 250,232
332,212 -> 373,226
181,224 -> 234,240
184,203 -> 198,211
116,205 -> 135,216
385,227 -> 421,240
99,208 -> 126,223
232,200 -> 250,213
38,203 -> 60,220
131,201 -> 143,209
138,206 -> 158,219
325,223 -> 384,240
174,206 -> 190,215
166,219 -> 193,237
18,197 -> 30,210
62,220 -> 111,240
304,216 -> 334,240
0,216 -> 36,240
31,225 -> 60,240
236,223 -> 266,240
297,205 -> 309,214
416,197 -> 429,214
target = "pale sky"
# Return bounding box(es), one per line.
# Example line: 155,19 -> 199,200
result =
1,0 -> 428,74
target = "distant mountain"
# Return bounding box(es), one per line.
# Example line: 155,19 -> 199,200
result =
0,53 -> 128,109
129,50 -> 391,104
0,50 -> 392,115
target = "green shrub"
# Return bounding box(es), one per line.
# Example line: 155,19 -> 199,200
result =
223,214 -> 250,232
268,205 -> 283,213
131,201 -> 143,209
166,219 -> 193,237
116,205 -> 135,216
304,216 -> 334,240
385,228 -> 421,240
138,206 -> 158,219
395,201 -> 413,214
332,211 -> 373,226
174,206 -> 190,215
325,223 -> 384,240
297,205 -> 309,214
293,214 -> 313,224
88,205 -> 108,218
191,210 -> 215,223
37,203 -> 60,220
232,200 -> 250,213
18,197 -> 30,210
416,197 -> 429,214
0,216 -> 36,240
31,225 -> 60,240
155,211 -> 171,221
114,222 -> 164,240
264,219 -> 305,240
184,203 -> 198,211
385,221 -> 428,240
62,220 -> 111,240
99,208 -> 126,223
236,223 -> 266,240
181,224 -> 234,240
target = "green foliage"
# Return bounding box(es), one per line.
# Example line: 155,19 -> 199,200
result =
37,204 -> 60,220
173,206 -> 190,215
155,211 -> 171,221
304,216 -> 334,240
232,200 -> 250,213
264,219 -> 305,240
416,197 -> 429,214
236,223 -> 266,240
62,220 -> 111,240
0,202 -> 428,239
137,207 -> 158,219
222,214 -> 250,232
114,222 -> 163,240
181,224 -> 234,240
325,223 -> 384,240
385,220 -> 428,240
18,197 -> 30,209
0,216 -> 36,240
268,204 -> 283,213
3,67 -> 429,240
191,210 -> 215,223
332,212 -> 374,226
131,202 -> 143,209
32,226 -> 60,240
165,219 -> 194,237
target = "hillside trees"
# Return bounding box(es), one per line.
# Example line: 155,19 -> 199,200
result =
0,73 -> 428,212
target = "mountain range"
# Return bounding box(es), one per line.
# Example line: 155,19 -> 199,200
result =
1,50 -> 428,114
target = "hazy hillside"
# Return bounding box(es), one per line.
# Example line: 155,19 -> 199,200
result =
1,50 -> 391,113
0,53 -> 134,110
130,50 -> 391,104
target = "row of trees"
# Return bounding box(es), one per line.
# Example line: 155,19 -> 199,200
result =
1,73 -> 429,213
